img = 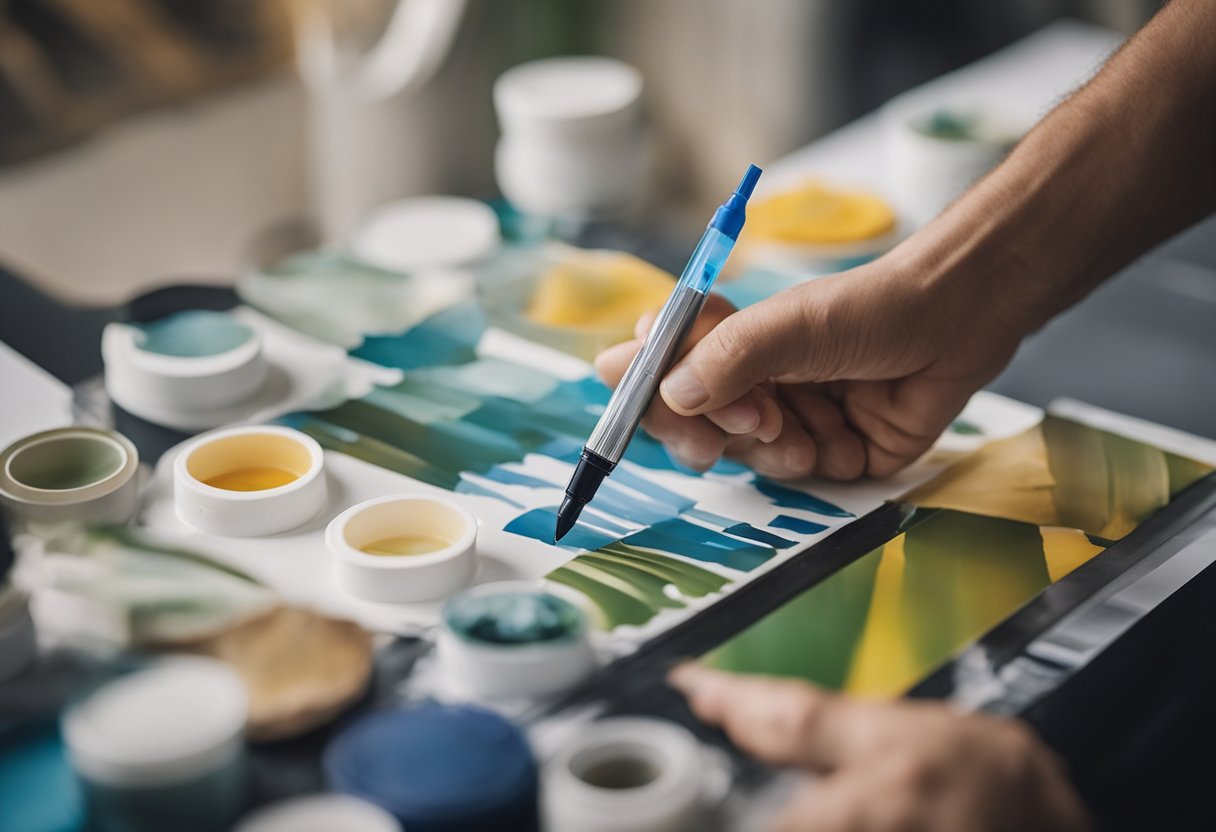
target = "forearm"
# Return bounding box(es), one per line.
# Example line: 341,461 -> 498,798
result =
904,0 -> 1216,333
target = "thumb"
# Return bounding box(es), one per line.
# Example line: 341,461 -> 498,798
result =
659,293 -> 816,415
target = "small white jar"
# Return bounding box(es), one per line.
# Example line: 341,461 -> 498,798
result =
883,98 -> 1024,227
543,718 -> 707,832
173,425 -> 327,537
0,427 -> 141,526
437,581 -> 596,699
326,495 -> 478,603
102,313 -> 267,432
494,57 -> 649,219
64,656 -> 249,832
234,794 -> 401,832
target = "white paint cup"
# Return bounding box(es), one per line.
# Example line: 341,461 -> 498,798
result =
326,495 -> 478,603
173,426 -> 327,537
102,318 -> 266,431
543,718 -> 709,832
883,98 -> 1024,227
437,581 -> 596,699
0,427 -> 141,526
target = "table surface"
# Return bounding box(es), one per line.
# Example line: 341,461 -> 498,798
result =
3,19 -> 1216,832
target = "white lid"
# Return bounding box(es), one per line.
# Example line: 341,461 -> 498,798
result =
234,795 -> 401,832
349,197 -> 501,274
65,656 -> 247,787
495,57 -> 642,124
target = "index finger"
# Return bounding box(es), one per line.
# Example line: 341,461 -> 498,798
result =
595,292 -> 739,388
669,664 -> 886,772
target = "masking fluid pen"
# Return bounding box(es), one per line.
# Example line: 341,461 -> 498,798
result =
554,163 -> 762,542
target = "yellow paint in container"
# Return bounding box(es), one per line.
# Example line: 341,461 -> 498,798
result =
203,467 -> 300,492
360,534 -> 452,557
748,180 -> 897,245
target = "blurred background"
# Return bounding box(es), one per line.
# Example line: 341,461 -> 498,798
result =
0,0 -> 1160,305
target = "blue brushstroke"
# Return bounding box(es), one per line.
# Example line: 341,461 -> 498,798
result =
480,468 -> 560,490
624,519 -> 774,572
754,478 -> 852,518
352,303 -> 485,369
505,509 -> 616,551
455,479 -> 525,509
769,514 -> 829,535
724,523 -> 796,549
686,508 -> 739,527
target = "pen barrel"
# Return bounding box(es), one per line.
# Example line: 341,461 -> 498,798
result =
587,283 -> 707,463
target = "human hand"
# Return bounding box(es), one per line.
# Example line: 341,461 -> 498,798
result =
594,249 -> 1030,479
669,664 -> 1092,832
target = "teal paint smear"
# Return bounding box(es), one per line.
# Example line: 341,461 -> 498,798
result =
133,310 -> 252,357
724,523 -> 796,549
580,509 -> 637,538
686,508 -> 741,527
506,509 -> 616,550
455,478 -> 525,508
949,419 -> 983,436
0,722 -> 85,832
770,515 -> 829,535
480,468 -> 560,490
623,519 -> 775,572
714,272 -> 806,309
351,302 -> 485,369
284,301 -> 850,580
755,478 -> 852,518
608,466 -> 696,514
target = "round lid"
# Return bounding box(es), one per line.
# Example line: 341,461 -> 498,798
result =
324,704 -> 537,826
64,657 -> 247,786
495,57 -> 642,124
234,794 -> 401,832
349,197 -> 501,273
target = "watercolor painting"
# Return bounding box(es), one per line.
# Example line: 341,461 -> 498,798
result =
277,301 -> 856,629
706,418 -> 1212,697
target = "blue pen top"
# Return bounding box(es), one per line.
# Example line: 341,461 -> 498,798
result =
708,163 -> 763,240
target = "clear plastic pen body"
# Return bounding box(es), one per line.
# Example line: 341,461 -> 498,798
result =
585,226 -> 736,464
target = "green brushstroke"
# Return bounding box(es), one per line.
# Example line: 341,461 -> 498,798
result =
575,555 -> 684,612
548,566 -> 655,628
704,509 -> 1070,695
706,546 -> 881,689
593,544 -> 729,597
546,543 -> 732,629
948,419 -> 983,436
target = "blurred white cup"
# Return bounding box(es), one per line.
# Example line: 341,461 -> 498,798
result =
494,57 -> 650,220
883,98 -> 1025,227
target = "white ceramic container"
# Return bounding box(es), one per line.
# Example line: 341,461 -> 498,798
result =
326,495 -> 478,603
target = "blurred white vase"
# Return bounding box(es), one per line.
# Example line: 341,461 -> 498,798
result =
493,57 -> 651,221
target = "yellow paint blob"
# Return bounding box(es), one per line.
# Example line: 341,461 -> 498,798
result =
748,181 -> 896,244
204,467 -> 299,492
527,251 -> 674,331
360,534 -> 451,557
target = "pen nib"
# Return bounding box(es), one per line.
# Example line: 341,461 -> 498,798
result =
553,497 -> 582,543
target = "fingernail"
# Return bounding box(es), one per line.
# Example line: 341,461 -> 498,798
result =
662,368 -> 709,411
713,399 -> 760,434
